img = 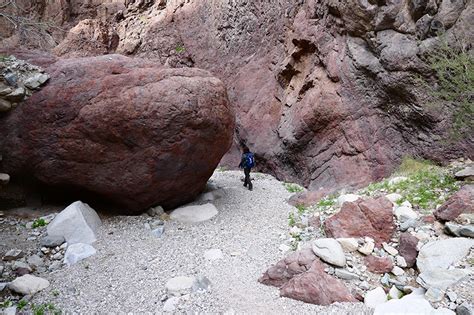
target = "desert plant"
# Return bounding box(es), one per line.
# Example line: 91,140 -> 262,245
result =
283,182 -> 304,193
32,218 -> 47,228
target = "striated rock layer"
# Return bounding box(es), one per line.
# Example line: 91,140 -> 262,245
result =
0,54 -> 235,213
1,0 -> 473,193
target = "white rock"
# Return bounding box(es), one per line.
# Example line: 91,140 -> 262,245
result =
165,276 -> 196,296
337,194 -> 360,207
279,244 -> 291,252
64,243 -> 97,266
392,266 -> 405,276
358,239 -> 375,255
386,193 -> 403,204
383,242 -> 399,256
417,268 -> 470,292
337,238 -> 359,252
312,238 -> 346,267
396,256 -> 407,268
388,286 -> 402,300
374,288 -> 455,315
1,306 -> 17,315
8,274 -> 49,295
204,249 -> 223,261
389,177 -> 408,185
163,296 -> 180,312
394,206 -> 418,221
365,287 -> 388,309
47,201 -> 102,245
170,204 -> 218,223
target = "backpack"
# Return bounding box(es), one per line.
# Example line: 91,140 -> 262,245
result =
245,152 -> 255,168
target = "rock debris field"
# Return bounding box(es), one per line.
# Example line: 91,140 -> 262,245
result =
1,171 -> 370,314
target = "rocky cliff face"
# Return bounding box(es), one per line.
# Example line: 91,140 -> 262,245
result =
1,0 -> 473,194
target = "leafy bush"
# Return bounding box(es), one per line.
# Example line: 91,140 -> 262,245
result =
32,218 -> 47,228
283,182 -> 304,193
423,36 -> 473,137
175,45 -> 185,53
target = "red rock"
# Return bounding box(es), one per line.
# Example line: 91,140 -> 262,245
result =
258,249 -> 317,288
421,215 -> 436,223
324,197 -> 395,246
0,54 -> 235,214
364,255 -> 394,274
308,215 -> 321,229
434,185 -> 474,222
288,189 -> 328,207
280,259 -> 357,305
398,232 -> 419,268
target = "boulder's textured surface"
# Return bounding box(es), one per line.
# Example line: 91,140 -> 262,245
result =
0,54 -> 234,213
170,204 -> 219,223
64,243 -> 97,266
2,0 -> 472,195
8,274 -> 49,295
398,233 -> 419,268
324,197 -> 395,246
364,255 -> 394,274
312,238 -> 346,267
434,185 -> 474,222
279,259 -> 357,305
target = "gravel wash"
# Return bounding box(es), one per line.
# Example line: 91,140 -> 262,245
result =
33,171 -> 370,314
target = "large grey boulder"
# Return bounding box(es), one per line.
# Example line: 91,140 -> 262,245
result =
170,203 -> 218,223
417,238 -> 474,273
417,268 -> 470,292
47,201 -> 102,245
8,274 -> 49,295
64,243 -> 97,266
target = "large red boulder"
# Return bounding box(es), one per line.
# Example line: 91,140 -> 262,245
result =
279,259 -> 357,305
0,54 -> 235,213
434,185 -> 474,222
324,197 -> 395,246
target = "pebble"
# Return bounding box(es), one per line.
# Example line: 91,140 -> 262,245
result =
163,296 -> 180,312
335,269 -> 359,280
392,266 -> 405,276
166,276 -> 196,296
358,239 -> 375,255
396,256 -> 407,268
203,249 -> 224,261
382,243 -> 399,256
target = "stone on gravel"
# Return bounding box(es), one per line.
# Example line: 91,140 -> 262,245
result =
358,237 -> 375,255
365,287 -> 387,309
364,255 -> 394,274
192,275 -> 211,292
166,276 -> 196,296
324,197 -> 395,246
312,238 -> 346,267
170,203 -> 218,223
455,166 -> 474,181
336,238 -> 359,252
382,243 -> 399,256
64,243 -> 97,266
336,194 -> 360,206
8,274 -> 50,295
163,296 -> 180,312
398,233 -> 419,268
27,255 -> 44,269
204,249 -> 223,261
374,288 -> 455,315
12,261 -> 32,275
47,201 -> 102,245
399,218 -> 418,232
392,266 -> 404,276
417,268 -> 470,292
40,235 -> 66,248
1,306 -> 17,315
394,205 -> 418,222
151,226 -> 165,238
2,249 -> 24,261
456,303 -> 473,315
396,256 -> 407,268
147,206 -> 164,217
259,249 -> 317,287
434,185 -> 474,222
280,259 -> 357,305
334,269 -> 359,280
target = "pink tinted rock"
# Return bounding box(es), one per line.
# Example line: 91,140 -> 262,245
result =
280,259 -> 357,305
434,185 -> 474,222
364,255 -> 394,274
398,232 -> 419,268
324,197 -> 395,246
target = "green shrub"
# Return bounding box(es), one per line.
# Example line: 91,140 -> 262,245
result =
175,45 -> 185,53
423,35 -> 473,137
32,218 -> 47,228
284,182 -> 304,193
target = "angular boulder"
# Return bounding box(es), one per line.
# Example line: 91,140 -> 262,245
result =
324,197 -> 395,246
0,54 -> 235,214
8,274 -> 49,295
434,185 -> 474,222
398,233 -> 419,268
47,201 -> 101,245
279,259 -> 357,305
364,255 -> 394,274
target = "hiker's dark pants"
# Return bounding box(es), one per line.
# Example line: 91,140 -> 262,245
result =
244,167 -> 252,190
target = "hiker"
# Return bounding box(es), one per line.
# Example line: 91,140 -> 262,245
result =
238,145 -> 255,191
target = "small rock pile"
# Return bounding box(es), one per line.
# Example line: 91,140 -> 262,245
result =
261,162 -> 474,314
